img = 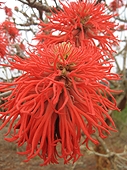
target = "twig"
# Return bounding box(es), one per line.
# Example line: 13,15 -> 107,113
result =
17,0 -> 60,13
0,91 -> 12,98
94,133 -> 110,154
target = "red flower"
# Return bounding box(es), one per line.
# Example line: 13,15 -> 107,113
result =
0,20 -> 19,58
0,43 -> 120,165
117,24 -> 126,31
4,6 -> 13,17
19,42 -> 25,51
36,1 -> 117,55
0,25 -> 8,58
0,37 -> 7,58
2,21 -> 19,40
110,0 -> 123,11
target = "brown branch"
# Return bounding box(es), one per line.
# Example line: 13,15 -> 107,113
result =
114,56 -> 121,73
116,17 -> 127,23
92,150 -> 127,158
26,0 -> 36,5
95,0 -> 105,5
17,0 -> 61,13
94,134 -> 110,154
17,22 -> 39,27
0,91 -> 12,98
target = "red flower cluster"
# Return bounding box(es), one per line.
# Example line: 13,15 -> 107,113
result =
0,22 -> 8,58
0,21 -> 8,58
2,21 -> 19,40
0,43 -> 119,165
110,0 -> 123,11
0,0 -> 120,166
36,1 -> 117,56
0,20 -> 19,58
0,36 -> 7,58
4,6 -> 12,17
117,24 -> 127,31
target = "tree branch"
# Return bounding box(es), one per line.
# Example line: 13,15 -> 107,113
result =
17,0 -> 60,13
0,91 -> 12,98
